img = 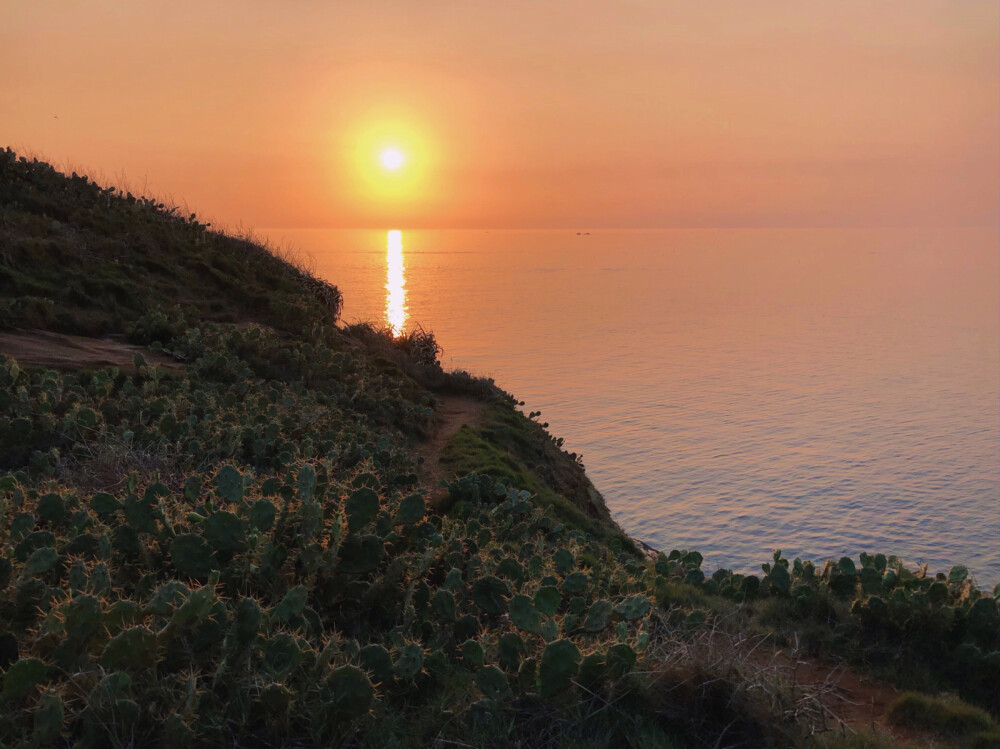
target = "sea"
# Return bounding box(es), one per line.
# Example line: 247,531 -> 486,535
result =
263,227 -> 999,583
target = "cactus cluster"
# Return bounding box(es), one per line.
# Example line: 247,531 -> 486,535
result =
652,546 -> 1000,709
0,443 -> 666,746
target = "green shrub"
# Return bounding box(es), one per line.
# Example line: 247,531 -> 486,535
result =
887,692 -> 998,739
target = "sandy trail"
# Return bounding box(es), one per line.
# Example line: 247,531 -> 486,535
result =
0,329 -> 183,372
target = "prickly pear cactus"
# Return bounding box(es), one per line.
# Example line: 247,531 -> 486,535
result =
498,633 -> 526,672
24,547 -> 58,577
534,586 -> 560,616
395,492 -> 426,525
204,511 -> 245,554
475,665 -> 510,700
2,658 -> 48,699
273,586 -> 308,623
36,493 -> 65,527
262,634 -> 304,679
583,600 -> 613,632
100,627 -> 157,671
359,644 -> 393,685
234,597 -> 262,648
327,665 -> 374,717
431,589 -> 456,622
472,575 -> 510,616
63,594 -> 103,645
214,464 -> 244,504
170,534 -> 215,578
345,488 -> 379,532
538,639 -> 581,697
249,499 -> 276,531
509,594 -> 542,634
393,643 -> 424,681
32,690 -> 64,745
578,653 -> 607,689
561,572 -> 588,595
297,464 -> 317,502
338,534 -> 383,574
461,639 -> 485,668
613,595 -> 650,621
554,548 -> 575,576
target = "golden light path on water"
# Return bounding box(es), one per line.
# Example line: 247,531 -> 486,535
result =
385,230 -> 407,336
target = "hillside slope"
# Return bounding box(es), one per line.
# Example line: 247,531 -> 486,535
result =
0,150 -> 997,749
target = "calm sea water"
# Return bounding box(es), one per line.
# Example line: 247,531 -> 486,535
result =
265,228 -> 999,583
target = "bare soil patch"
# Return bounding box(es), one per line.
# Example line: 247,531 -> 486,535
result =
751,640 -> 943,747
0,329 -> 183,372
415,394 -> 487,498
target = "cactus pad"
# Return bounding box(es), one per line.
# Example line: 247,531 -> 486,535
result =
538,639 -> 581,697
260,633 -> 302,678
204,511 -> 245,554
534,586 -> 561,617
395,493 -> 426,525
100,627 -> 158,671
33,689 -> 65,744
2,657 -> 48,699
273,586 -> 308,623
583,600 -> 613,632
393,643 -> 424,680
561,572 -> 588,595
345,488 -> 379,532
606,643 -> 636,679
431,589 -> 456,622
509,594 -> 542,634
498,633 -> 526,671
249,499 -> 276,531
475,665 -> 510,699
328,665 -> 374,716
613,595 -> 651,621
554,549 -> 575,576
472,575 -> 510,616
214,464 -> 244,504
297,464 -> 317,501
170,534 -> 215,578
24,546 -> 59,577
359,644 -> 393,685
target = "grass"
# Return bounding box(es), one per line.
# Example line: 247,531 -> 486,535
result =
440,404 -> 636,553
0,149 -> 340,338
888,692 -> 999,746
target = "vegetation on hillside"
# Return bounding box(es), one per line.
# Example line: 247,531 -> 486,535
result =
0,150 -> 996,748
0,149 -> 341,337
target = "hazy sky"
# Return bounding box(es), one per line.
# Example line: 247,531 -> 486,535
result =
3,1 -> 997,229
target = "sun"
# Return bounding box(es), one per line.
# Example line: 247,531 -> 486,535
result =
380,148 -> 405,170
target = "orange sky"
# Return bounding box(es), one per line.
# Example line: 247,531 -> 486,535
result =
3,1 -> 997,229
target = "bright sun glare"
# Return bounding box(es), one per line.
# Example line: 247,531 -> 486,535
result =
381,149 -> 404,170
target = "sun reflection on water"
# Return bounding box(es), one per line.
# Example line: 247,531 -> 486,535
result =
385,230 -> 407,336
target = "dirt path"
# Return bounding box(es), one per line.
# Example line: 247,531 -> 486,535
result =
668,628 -> 937,747
763,648 -> 924,745
0,329 -> 183,372
415,394 -> 487,499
